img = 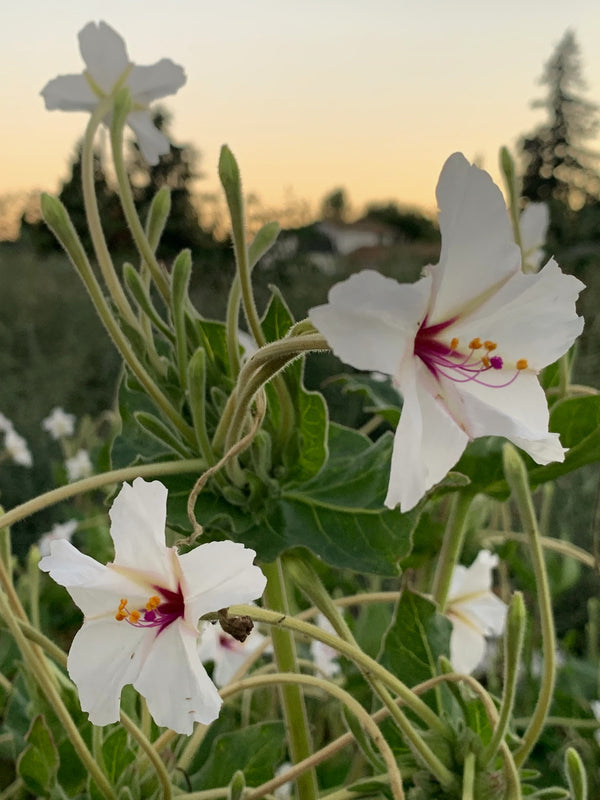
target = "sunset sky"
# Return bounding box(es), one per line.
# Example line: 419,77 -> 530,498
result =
3,0 -> 600,220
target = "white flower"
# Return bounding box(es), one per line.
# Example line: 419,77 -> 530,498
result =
42,407 -> 76,440
310,614 -> 341,678
41,21 -> 186,164
520,203 -> 549,273
38,520 -> 78,558
309,153 -> 584,511
39,478 -> 266,734
65,449 -> 93,482
4,428 -> 33,467
197,620 -> 268,688
273,763 -> 293,800
445,550 -> 507,675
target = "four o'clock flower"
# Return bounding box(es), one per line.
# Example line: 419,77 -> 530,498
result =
445,550 -> 507,675
39,478 -> 266,734
309,153 -> 585,511
197,621 -> 269,688
65,449 -> 93,482
41,21 -> 186,164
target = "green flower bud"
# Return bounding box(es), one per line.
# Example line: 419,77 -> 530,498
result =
228,770 -> 246,800
565,747 -> 588,800
145,186 -> 171,251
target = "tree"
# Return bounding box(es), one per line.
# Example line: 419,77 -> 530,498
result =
364,202 -> 438,242
521,30 -> 600,208
320,187 -> 349,222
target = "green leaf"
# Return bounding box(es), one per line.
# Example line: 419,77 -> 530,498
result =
189,721 -> 285,790
380,591 -> 451,686
102,727 -> 135,785
17,715 -> 59,797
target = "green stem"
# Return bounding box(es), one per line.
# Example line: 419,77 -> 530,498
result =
483,530 -> 596,569
0,458 -> 206,531
285,556 -> 454,789
82,100 -> 139,328
461,751 -> 476,800
120,712 -> 173,800
110,114 -> 170,303
225,275 -> 242,379
431,491 -> 474,612
0,591 -> 116,800
220,672 -> 405,800
503,445 -> 556,768
226,604 -> 450,737
261,560 -> 319,800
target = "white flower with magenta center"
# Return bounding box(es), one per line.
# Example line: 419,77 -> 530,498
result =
309,153 -> 584,511
41,21 -> 186,164
39,478 -> 266,734
445,550 -> 507,675
197,621 -> 269,688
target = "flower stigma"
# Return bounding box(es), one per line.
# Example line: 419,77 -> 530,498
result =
414,318 -> 527,388
115,588 -> 185,632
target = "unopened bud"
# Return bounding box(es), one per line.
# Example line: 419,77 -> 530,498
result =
146,187 -> 171,251
565,747 -> 588,800
228,770 -> 246,800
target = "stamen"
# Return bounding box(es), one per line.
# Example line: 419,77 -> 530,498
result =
450,337 -> 459,351
146,595 -> 161,611
516,359 -> 528,370
469,338 -> 482,350
128,610 -> 141,624
115,610 -> 127,621
481,356 -> 490,368
484,340 -> 497,351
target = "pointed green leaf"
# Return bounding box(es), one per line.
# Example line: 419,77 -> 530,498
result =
17,715 -> 58,796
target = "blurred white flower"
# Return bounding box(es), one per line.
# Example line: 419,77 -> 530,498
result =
446,550 -> 507,675
310,614 -> 341,678
39,478 -> 266,734
520,203 -> 550,273
4,428 -> 33,467
197,620 -> 268,687
42,407 -> 76,440
309,153 -> 584,511
41,21 -> 186,164
273,763 -> 293,800
65,449 -> 93,482
38,520 -> 78,558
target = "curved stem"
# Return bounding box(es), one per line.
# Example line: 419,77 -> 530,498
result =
226,605 -> 450,737
504,446 -> 556,768
461,751 -> 476,800
82,101 -> 138,328
110,117 -> 170,303
220,672 -> 405,800
120,713 -> 172,800
0,458 -> 206,531
483,530 -> 596,570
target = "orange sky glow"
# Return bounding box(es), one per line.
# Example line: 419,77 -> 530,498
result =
2,0 -> 600,228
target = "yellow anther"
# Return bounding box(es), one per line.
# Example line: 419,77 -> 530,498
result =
128,610 -> 141,624
450,337 -> 459,351
481,355 -> 491,368
118,598 -> 128,612
484,340 -> 497,351
516,359 -> 528,371
146,595 -> 161,611
115,611 -> 127,621
469,338 -> 482,350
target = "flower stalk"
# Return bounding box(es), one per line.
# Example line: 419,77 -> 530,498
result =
431,491 -> 475,612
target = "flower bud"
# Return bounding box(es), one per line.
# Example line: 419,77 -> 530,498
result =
111,86 -> 133,136
565,747 -> 588,800
145,187 -> 171,251
228,770 -> 246,800
248,221 -> 281,268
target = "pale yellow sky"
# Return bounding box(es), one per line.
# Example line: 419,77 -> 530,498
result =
2,0 -> 600,218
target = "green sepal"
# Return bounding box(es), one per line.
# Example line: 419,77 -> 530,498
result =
187,347 -> 214,463
248,221 -> 281,267
171,248 -> 193,388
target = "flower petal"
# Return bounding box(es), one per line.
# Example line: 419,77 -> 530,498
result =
78,21 -> 129,93
458,592 -> 507,638
449,550 -> 498,598
39,539 -> 147,617
126,111 -> 171,165
450,259 -> 584,370
68,617 -> 151,725
127,60 -> 186,104
134,620 -> 221,733
40,74 -> 97,111
449,616 -> 486,675
428,153 -> 521,324
309,270 -> 431,376
456,371 -> 566,464
179,541 -> 266,625
385,360 -> 469,510
109,478 -> 174,587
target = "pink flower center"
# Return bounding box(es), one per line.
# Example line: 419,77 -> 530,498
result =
115,586 -> 185,633
414,318 -> 527,388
